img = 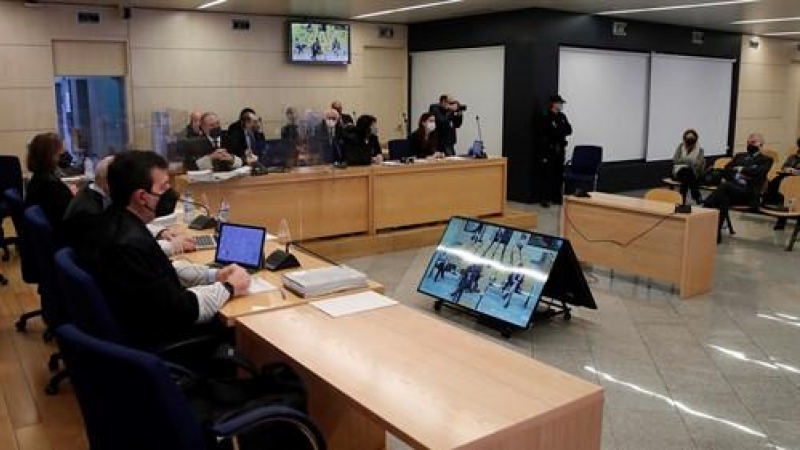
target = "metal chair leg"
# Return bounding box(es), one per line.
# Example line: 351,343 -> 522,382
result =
45,369 -> 69,396
786,220 -> 800,252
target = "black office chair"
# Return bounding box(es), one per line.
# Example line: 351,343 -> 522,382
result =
24,205 -> 70,394
4,188 -> 42,330
388,139 -> 410,161
57,323 -> 327,450
0,155 -> 23,263
563,145 -> 603,194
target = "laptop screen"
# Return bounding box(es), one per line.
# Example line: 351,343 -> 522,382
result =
214,223 -> 266,270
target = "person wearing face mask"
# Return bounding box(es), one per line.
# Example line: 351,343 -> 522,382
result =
75,151 -> 250,349
538,94 -> 572,207
704,133 -> 773,242
670,129 -> 705,204
63,155 -> 196,256
409,112 -> 441,159
186,112 -> 243,172
181,111 -> 202,139
225,108 -> 264,165
331,100 -> 354,127
311,109 -> 345,165
24,132 -> 76,239
429,94 -> 464,156
342,114 -> 383,166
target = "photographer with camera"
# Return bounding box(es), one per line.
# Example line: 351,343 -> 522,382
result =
429,94 -> 464,156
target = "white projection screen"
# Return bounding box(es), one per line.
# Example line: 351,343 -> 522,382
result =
646,54 -> 734,161
558,47 -> 650,162
410,46 -> 505,157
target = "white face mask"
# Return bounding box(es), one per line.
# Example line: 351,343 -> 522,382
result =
425,121 -> 436,132
370,125 -> 378,135
325,119 -> 337,128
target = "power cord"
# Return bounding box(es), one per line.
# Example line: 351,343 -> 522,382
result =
563,204 -> 675,248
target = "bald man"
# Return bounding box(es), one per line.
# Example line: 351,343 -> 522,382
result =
63,155 -> 196,255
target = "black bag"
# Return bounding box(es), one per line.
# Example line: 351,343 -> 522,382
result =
702,168 -> 725,187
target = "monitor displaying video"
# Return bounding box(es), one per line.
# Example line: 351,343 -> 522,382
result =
288,21 -> 351,65
418,217 -> 563,329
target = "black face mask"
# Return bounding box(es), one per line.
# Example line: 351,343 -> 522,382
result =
57,152 -> 73,169
746,144 -> 760,155
147,188 -> 179,218
685,137 -> 697,146
209,127 -> 222,139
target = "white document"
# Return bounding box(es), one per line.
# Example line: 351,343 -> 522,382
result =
311,291 -> 398,318
248,276 -> 278,295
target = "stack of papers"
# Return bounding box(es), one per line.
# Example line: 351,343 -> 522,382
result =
248,276 -> 279,295
281,266 -> 368,298
311,291 -> 398,318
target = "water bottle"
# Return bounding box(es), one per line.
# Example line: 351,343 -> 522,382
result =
183,190 -> 195,224
84,156 -> 95,180
218,196 -> 230,224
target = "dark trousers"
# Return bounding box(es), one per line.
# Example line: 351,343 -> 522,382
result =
542,147 -> 566,204
704,181 -> 755,239
673,167 -> 702,204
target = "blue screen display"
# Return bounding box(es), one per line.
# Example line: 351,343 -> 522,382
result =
418,217 -> 563,328
215,224 -> 265,268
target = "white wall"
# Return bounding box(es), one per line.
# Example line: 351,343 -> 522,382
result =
0,2 -> 409,163
558,47 -> 650,162
410,46 -> 505,156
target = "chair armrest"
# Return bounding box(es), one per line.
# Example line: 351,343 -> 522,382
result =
211,405 -> 326,449
155,333 -> 220,358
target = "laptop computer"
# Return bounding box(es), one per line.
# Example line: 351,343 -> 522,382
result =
211,223 -> 267,273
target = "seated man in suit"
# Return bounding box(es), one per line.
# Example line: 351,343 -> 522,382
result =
225,107 -> 263,164
180,111 -> 202,139
331,100 -> 354,127
63,155 -> 196,256
185,112 -> 243,171
309,109 -> 345,165
76,151 -> 250,349
704,132 -> 773,242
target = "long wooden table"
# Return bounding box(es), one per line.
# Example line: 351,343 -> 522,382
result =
179,238 -> 383,326
177,158 -> 507,241
237,303 -> 603,450
561,192 -> 718,298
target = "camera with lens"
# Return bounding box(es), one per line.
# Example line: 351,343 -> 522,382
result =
457,104 -> 467,112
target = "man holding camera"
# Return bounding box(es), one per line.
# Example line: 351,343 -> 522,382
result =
429,94 -> 464,156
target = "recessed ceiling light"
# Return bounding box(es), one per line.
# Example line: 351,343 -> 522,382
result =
732,16 -> 800,25
763,31 -> 800,36
352,0 -> 463,20
598,0 -> 758,16
197,0 -> 226,10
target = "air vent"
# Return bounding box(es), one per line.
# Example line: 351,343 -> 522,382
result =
77,11 -> 100,24
378,26 -> 394,39
612,22 -> 627,37
232,19 -> 250,31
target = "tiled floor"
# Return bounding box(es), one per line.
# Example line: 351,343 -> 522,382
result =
344,201 -> 800,450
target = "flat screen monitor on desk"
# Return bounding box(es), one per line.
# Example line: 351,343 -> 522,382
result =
213,223 -> 267,271
418,217 -> 595,329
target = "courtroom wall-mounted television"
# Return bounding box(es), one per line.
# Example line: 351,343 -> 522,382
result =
288,21 -> 351,65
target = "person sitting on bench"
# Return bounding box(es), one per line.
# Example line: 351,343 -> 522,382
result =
670,129 -> 705,205
765,137 -> 800,230
703,133 -> 772,243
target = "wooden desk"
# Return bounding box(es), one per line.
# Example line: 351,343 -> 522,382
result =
561,193 -> 718,298
177,158 -> 507,241
237,304 -> 603,450
372,158 -> 507,230
179,240 -> 383,326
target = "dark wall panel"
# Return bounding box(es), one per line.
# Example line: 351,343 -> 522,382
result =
409,8 -> 742,202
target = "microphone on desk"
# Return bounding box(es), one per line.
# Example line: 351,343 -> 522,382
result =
181,197 -> 217,230
471,115 -> 488,159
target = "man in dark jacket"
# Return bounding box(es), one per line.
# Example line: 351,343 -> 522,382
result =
76,151 -> 249,349
225,107 -> 264,162
539,94 -> 572,207
704,133 -> 773,242
429,94 -> 464,156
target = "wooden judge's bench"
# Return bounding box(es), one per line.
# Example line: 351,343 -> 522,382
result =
175,157 -> 536,258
